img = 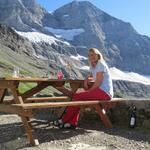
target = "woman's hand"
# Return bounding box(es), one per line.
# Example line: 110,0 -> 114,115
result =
84,76 -> 94,90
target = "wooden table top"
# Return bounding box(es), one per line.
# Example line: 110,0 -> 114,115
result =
0,77 -> 84,83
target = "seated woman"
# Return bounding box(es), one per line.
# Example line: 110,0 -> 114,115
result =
54,48 -> 113,129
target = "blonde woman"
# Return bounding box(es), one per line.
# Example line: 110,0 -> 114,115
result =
54,48 -> 113,129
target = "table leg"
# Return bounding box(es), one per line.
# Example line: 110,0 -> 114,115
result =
94,104 -> 113,128
0,89 -> 6,103
11,88 -> 24,104
103,103 -> 117,111
11,87 -> 38,145
21,116 -> 39,146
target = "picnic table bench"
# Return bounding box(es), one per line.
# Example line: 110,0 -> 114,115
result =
0,77 -> 125,146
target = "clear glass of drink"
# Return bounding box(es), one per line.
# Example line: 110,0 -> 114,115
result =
13,66 -> 20,78
46,71 -> 51,79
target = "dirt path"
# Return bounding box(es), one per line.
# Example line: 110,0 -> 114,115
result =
0,114 -> 149,150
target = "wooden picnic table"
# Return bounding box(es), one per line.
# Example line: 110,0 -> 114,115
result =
0,77 -> 124,146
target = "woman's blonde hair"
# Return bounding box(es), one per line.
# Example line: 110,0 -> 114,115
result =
88,48 -> 104,61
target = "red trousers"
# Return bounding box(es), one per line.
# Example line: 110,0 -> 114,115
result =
62,87 -> 111,126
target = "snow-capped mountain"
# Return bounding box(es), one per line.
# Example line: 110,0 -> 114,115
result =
110,67 -> 150,85
17,31 -> 71,46
44,1 -> 150,75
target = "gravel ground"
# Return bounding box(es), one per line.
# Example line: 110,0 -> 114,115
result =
0,114 -> 149,150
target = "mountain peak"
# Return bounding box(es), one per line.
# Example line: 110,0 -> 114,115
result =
60,0 -> 99,10
0,0 -> 45,31
54,0 -> 104,19
70,0 -> 92,5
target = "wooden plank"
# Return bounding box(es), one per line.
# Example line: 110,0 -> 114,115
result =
54,87 -> 73,97
50,81 -> 65,87
0,89 -> 7,103
3,99 -> 15,104
67,79 -> 84,85
21,81 -> 65,100
21,116 -> 39,146
94,104 -> 113,128
4,77 -> 66,82
0,104 -> 32,117
13,99 -> 126,109
26,96 -> 69,102
0,80 -> 16,88
13,101 -> 101,109
11,88 -> 24,104
21,82 -> 50,100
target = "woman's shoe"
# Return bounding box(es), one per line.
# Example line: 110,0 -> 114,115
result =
59,123 -> 76,129
53,119 -> 63,127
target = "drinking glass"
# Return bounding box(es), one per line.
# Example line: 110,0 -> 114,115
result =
57,70 -> 64,80
46,71 -> 51,79
13,67 -> 20,78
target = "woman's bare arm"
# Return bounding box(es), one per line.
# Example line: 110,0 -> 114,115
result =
84,73 -> 93,90
88,72 -> 104,91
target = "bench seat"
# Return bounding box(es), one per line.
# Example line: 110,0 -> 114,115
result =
25,96 -> 69,102
13,98 -> 124,109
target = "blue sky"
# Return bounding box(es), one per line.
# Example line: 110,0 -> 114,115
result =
37,0 -> 150,37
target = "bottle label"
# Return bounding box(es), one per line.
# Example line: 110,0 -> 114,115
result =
130,117 -> 135,126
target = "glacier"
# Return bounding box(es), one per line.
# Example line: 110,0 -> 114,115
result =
16,31 -> 71,46
44,27 -> 85,41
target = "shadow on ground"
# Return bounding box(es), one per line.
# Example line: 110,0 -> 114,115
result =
0,112 -> 150,150
0,120 -> 90,150
79,118 -> 150,144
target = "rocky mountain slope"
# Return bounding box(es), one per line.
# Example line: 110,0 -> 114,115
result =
113,80 -> 150,98
0,0 -> 46,31
45,1 -> 150,74
0,24 -> 85,79
0,24 -> 49,77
